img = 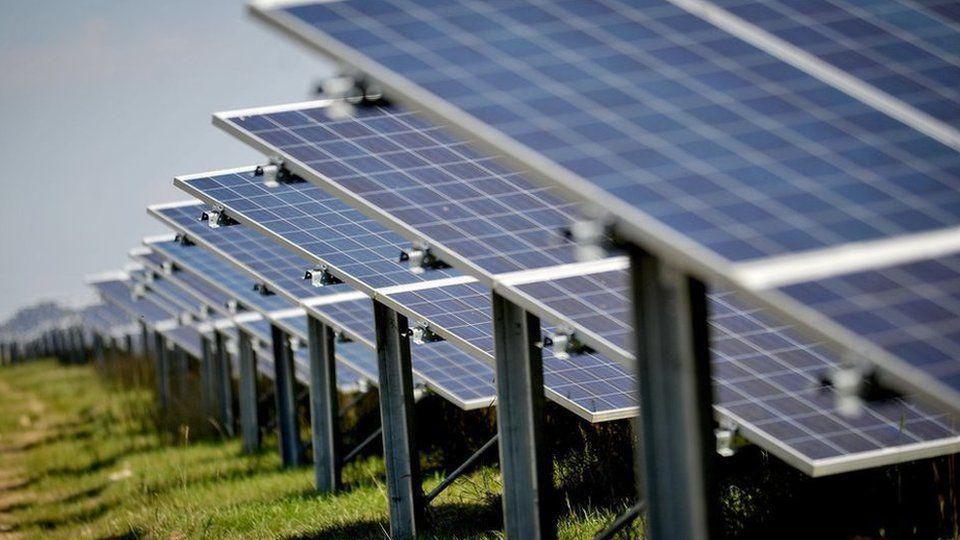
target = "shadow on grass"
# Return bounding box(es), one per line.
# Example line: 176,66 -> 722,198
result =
9,499 -> 115,532
284,501 -> 501,540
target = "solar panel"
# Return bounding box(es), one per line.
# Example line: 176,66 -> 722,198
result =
81,304 -> 132,337
253,0 -> 960,412
90,275 -> 176,326
708,0 -> 960,131
137,241 -> 235,313
163,325 -> 204,359
250,1 -> 960,263
148,204 -> 302,314
175,167 -> 458,293
172,175 -> 636,420
779,254 -> 960,395
175,165 -> 628,363
208,109 -> 581,279
513,267 -> 960,473
150,201 -> 490,405
129,263 -> 210,321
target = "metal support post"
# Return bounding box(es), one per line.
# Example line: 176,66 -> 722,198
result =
271,324 -> 302,467
237,329 -> 261,453
373,300 -> 422,539
200,335 -> 216,421
629,249 -> 719,540
140,322 -> 151,360
491,293 -> 555,540
153,331 -> 170,410
214,331 -> 236,436
307,315 -> 341,492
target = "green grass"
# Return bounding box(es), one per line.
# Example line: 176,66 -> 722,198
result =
0,360 -> 639,539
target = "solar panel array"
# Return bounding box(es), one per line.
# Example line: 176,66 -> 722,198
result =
61,0 -> 960,485
251,0 -> 960,417
149,199 -> 494,410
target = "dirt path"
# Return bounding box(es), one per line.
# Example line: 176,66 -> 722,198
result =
0,377 -> 46,540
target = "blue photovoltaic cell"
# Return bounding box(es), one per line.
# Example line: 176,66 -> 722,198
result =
513,270 -> 633,354
184,173 -> 634,418
711,290 -> 959,467
81,304 -> 128,336
135,272 -> 208,320
178,169 -> 458,289
92,278 -> 176,325
217,109 -> 582,276
780,255 -> 960,397
90,303 -> 131,329
155,201 -> 491,405
234,316 -> 368,389
275,0 -> 960,263
315,298 -> 495,407
384,281 -> 637,417
515,268 -> 960,467
164,325 -> 204,359
151,205 -> 314,312
711,0 -> 960,128
138,246 -> 235,312
314,298 -> 376,344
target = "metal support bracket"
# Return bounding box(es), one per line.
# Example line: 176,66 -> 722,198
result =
629,248 -> 720,540
373,300 -> 423,539
305,265 -> 343,287
271,324 -> 303,467
399,244 -> 451,274
492,293 -> 555,540
307,315 -> 342,493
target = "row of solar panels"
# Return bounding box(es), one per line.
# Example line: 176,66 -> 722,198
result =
246,0 -> 960,417
78,156 -> 959,477
74,0 -> 960,481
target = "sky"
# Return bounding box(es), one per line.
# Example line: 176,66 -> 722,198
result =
0,0 -> 331,320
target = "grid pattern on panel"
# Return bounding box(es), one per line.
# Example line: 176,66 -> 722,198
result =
141,248 -> 237,311
315,299 -> 376,344
336,339 -> 379,384
280,0 -> 960,263
315,298 -> 496,405
181,170 -> 456,287
509,268 -> 960,460
142,276 -> 207,317
513,270 -> 633,353
223,106 -> 581,275
92,304 -> 131,329
165,325 -> 204,359
386,280 -> 637,415
93,280 -> 175,324
140,290 -> 185,321
237,318 -> 273,346
412,340 -> 495,404
154,205 -> 314,311
276,315 -> 310,341
712,0 -> 960,128
711,291 -> 960,461
780,255 -> 960,395
169,204 -> 321,301
388,281 -> 494,354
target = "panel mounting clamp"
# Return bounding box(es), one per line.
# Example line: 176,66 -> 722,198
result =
399,244 -> 450,274
714,418 -> 745,457
305,266 -> 343,287
200,206 -> 238,229
254,156 -> 289,187
541,329 -> 593,360
409,322 -> 443,345
252,281 -> 275,296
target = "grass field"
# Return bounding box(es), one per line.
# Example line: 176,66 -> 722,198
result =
0,359 -> 640,539
2,358 -> 959,539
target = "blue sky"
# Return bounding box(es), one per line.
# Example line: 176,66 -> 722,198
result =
0,0 -> 331,319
